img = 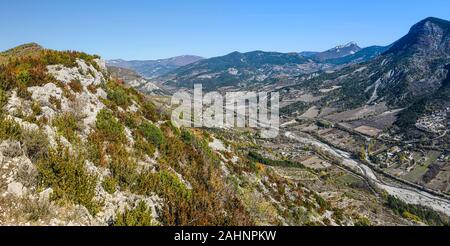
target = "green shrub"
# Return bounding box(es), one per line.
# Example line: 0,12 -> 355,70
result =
248,151 -> 305,168
123,112 -> 139,129
53,112 -> 81,143
138,122 -> 165,147
141,101 -> 159,122
86,131 -> 106,167
16,70 -> 31,86
385,195 -> 448,226
354,216 -> 372,226
31,101 -> 42,116
107,82 -> 130,108
135,170 -> 191,199
0,88 -> 8,110
134,136 -> 156,157
41,49 -> 100,69
113,201 -> 157,226
95,109 -> 126,143
0,117 -> 22,140
36,145 -> 99,215
102,176 -> 118,194
108,144 -> 138,189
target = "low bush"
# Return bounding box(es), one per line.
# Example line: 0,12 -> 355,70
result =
113,201 -> 157,226
95,109 -> 126,143
87,84 -> 97,94
68,79 -> 83,93
52,112 -> 82,143
49,96 -> 61,110
385,195 -> 448,226
108,144 -> 138,189
31,101 -> 42,116
36,145 -> 99,215
0,117 -> 22,140
138,122 -> 165,147
0,88 -> 8,111
106,81 -> 130,108
134,136 -> 156,157
102,176 -> 118,194
141,101 -> 159,122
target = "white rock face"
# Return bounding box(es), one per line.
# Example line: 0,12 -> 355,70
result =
28,83 -> 67,120
28,59 -> 107,131
76,89 -> 106,130
7,182 -> 25,197
208,138 -> 229,152
39,188 -> 53,203
47,59 -> 106,87
4,91 -> 23,116
140,81 -> 161,92
28,83 -> 63,104
93,58 -> 108,73
93,180 -> 162,225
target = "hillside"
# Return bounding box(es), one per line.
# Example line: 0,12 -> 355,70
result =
282,17 -> 450,110
157,50 -> 330,91
0,44 -> 410,226
275,18 -> 450,202
108,66 -> 167,95
0,43 -> 43,65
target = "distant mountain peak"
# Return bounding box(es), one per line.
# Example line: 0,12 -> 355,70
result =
313,42 -> 362,61
334,42 -> 360,50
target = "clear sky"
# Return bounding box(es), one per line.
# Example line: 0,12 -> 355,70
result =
1,0 -> 449,60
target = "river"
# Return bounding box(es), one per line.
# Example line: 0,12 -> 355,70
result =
284,131 -> 450,217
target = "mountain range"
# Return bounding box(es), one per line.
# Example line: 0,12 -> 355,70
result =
107,17 -> 450,134
107,55 -> 203,79
109,42 -> 389,92
149,42 -> 390,92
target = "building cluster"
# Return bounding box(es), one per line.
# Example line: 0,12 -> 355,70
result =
415,110 -> 449,134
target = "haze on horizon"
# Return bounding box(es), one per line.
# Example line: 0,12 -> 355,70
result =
1,0 -> 450,60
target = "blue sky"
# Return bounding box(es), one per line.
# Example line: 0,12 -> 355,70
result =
1,0 -> 449,60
